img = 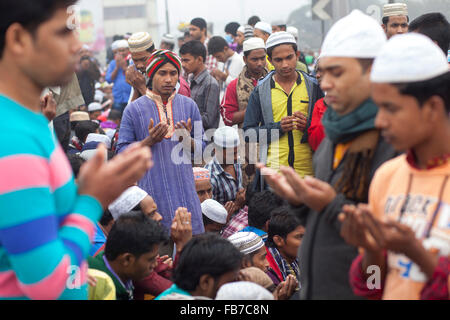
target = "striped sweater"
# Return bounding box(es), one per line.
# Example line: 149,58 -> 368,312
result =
0,95 -> 102,300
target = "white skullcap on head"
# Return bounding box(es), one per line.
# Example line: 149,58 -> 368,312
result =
112,39 -> 129,51
201,199 -> 228,225
128,32 -> 154,53
254,22 -> 272,35
266,31 -> 297,50
287,26 -> 299,40
228,232 -> 264,255
321,10 -> 387,59
371,33 -> 449,84
383,3 -> 408,18
88,102 -> 103,112
243,37 -> 266,53
213,126 -> 240,149
216,282 -> 274,300
86,133 -> 112,149
108,186 -> 148,220
237,25 -> 245,34
161,33 -> 176,44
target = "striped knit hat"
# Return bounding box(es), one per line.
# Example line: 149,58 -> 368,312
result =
146,49 -> 182,84
128,32 -> 154,53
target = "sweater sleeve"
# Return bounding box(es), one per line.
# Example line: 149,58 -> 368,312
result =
349,253 -> 385,300
220,79 -> 239,126
0,141 -> 102,300
116,105 -> 137,154
243,88 -> 284,145
420,256 -> 449,300
308,98 -> 327,151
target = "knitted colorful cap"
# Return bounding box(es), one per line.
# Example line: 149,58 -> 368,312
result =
146,49 -> 182,83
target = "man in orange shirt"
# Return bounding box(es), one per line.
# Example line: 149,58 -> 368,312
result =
340,33 -> 450,300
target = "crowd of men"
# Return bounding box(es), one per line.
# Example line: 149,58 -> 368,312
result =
0,0 -> 449,301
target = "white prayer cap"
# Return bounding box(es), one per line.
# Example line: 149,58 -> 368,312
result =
287,26 -> 299,40
216,281 -> 274,300
88,102 -> 103,112
371,33 -> 449,83
237,25 -> 245,34
320,10 -> 387,59
243,37 -> 266,53
228,232 -> 264,255
254,22 -> 272,35
383,3 -> 408,18
213,126 -> 240,149
85,133 -> 112,149
266,31 -> 297,50
111,39 -> 129,51
161,33 -> 176,45
128,32 -> 153,53
201,199 -> 228,225
108,186 -> 149,220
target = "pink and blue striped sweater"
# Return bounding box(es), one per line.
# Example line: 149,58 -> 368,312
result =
0,95 -> 102,299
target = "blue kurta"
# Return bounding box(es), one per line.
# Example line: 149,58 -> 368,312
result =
117,93 -> 206,235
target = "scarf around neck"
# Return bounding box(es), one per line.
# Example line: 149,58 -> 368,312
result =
322,99 -> 378,144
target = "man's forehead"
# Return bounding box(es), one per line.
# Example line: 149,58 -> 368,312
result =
318,56 -> 356,69
132,51 -> 151,60
158,63 -> 177,71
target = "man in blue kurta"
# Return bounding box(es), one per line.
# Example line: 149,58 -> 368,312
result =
117,50 -> 206,236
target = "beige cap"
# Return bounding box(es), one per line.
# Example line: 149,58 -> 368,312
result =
128,32 -> 154,53
70,111 -> 89,122
383,3 -> 408,18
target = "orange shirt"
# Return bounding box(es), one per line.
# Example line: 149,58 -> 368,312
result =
368,155 -> 450,300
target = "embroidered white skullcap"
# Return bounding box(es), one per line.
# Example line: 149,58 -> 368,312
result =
243,37 -> 266,53
266,31 -> 297,50
287,26 -> 299,40
128,32 -> 154,53
85,133 -> 111,149
371,33 -> 449,83
383,3 -> 408,18
161,33 -> 176,45
213,126 -> 240,149
111,40 -> 129,51
216,282 -> 274,300
321,10 -> 387,59
108,186 -> 149,220
254,22 -> 272,35
88,102 -> 103,112
228,232 -> 264,255
201,199 -> 228,225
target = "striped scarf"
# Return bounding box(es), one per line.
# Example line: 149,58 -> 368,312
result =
268,247 -> 300,283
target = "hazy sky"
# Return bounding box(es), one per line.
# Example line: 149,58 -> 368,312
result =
156,0 -> 309,37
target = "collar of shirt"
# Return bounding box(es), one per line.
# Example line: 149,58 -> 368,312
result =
103,255 -> 134,297
270,71 -> 302,91
211,156 -> 239,179
406,149 -> 450,170
191,68 -> 209,87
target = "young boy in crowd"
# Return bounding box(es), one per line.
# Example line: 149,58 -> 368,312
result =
156,233 -> 243,300
266,207 -> 305,286
88,212 -> 169,300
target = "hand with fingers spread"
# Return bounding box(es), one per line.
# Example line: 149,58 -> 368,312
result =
142,119 -> 169,147
339,204 -> 385,252
158,255 -> 173,268
77,143 -> 153,208
273,275 -> 298,300
174,118 -> 192,143
171,207 -> 193,255
126,65 -> 147,95
224,201 -> 238,222
256,163 -> 302,206
378,220 -> 418,256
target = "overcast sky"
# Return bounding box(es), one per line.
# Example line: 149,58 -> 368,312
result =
156,0 -> 309,37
